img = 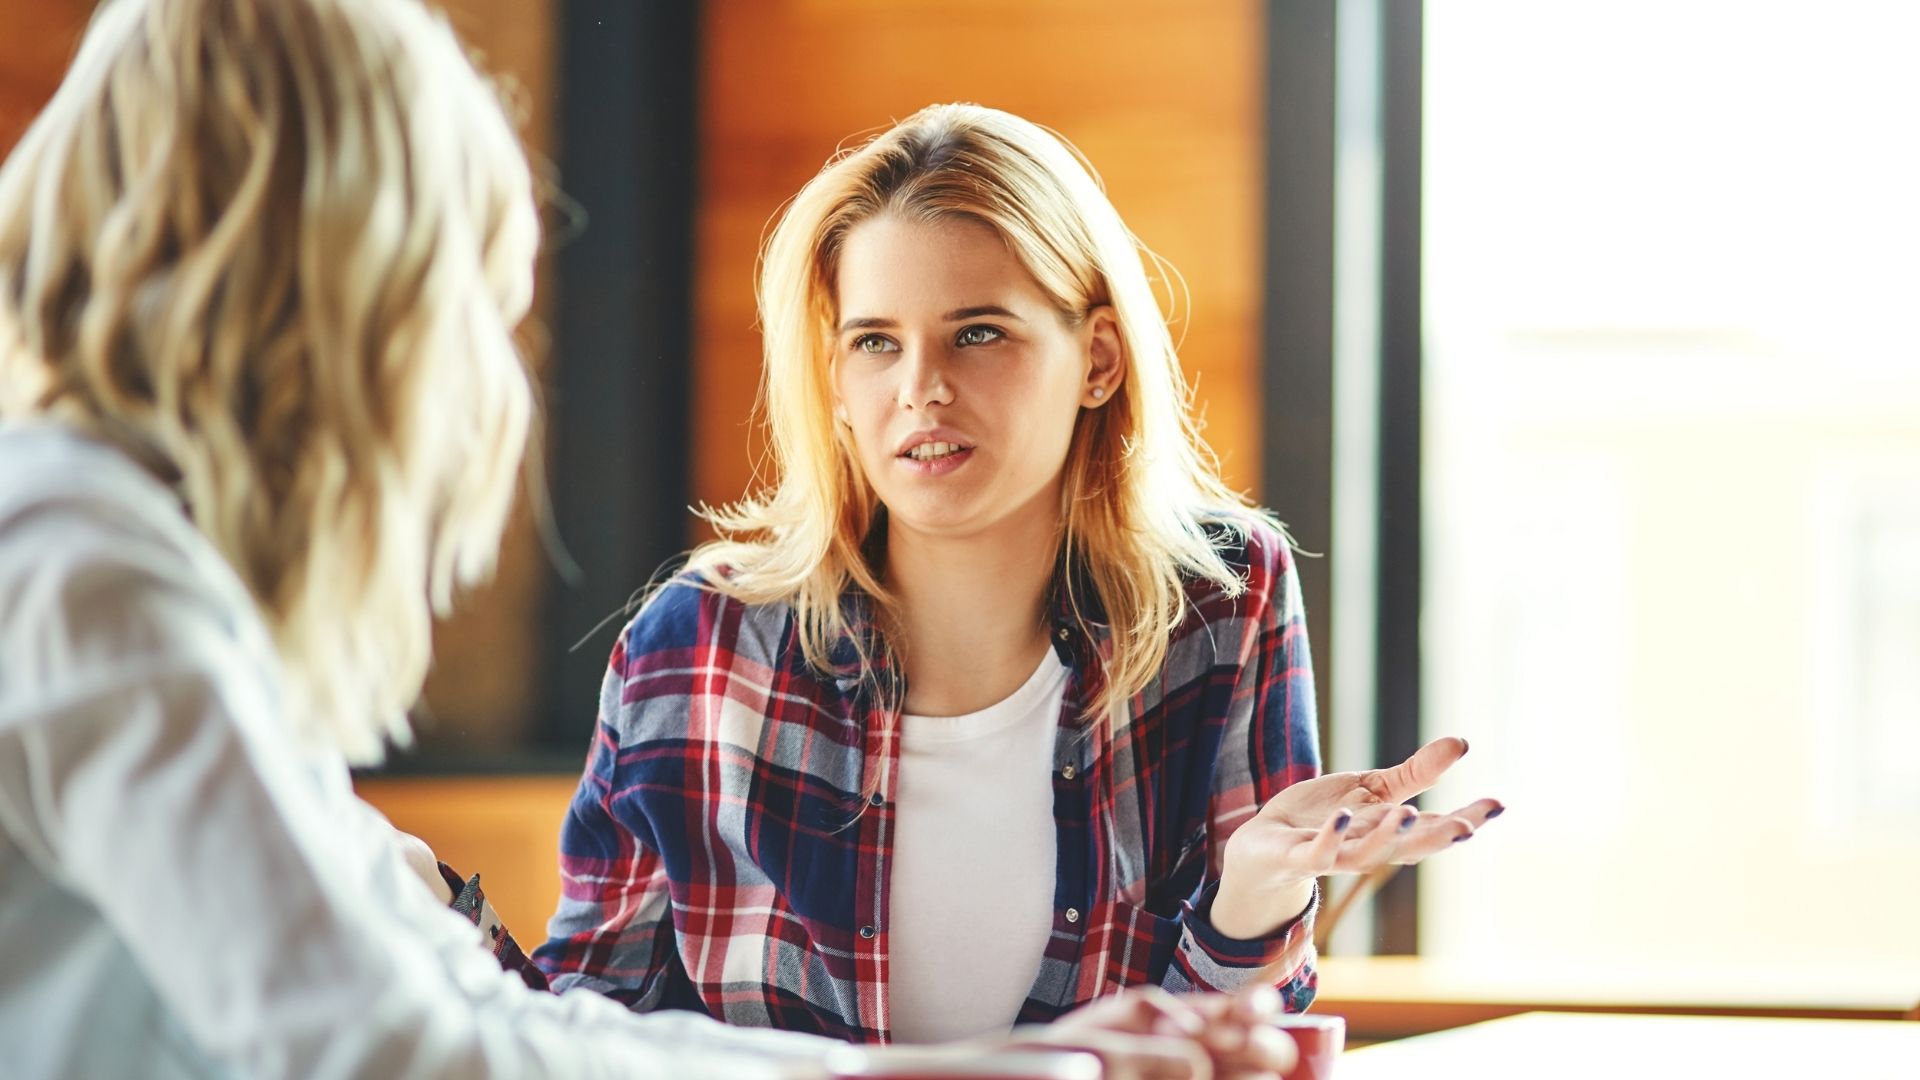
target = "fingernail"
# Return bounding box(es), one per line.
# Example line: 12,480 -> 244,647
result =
1398,812 -> 1417,832
1486,806 -> 1505,820
1460,738 -> 1470,754
1452,833 -> 1472,843
1334,810 -> 1353,832
1247,986 -> 1283,1014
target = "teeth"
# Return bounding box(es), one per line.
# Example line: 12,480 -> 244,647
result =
907,441 -> 964,461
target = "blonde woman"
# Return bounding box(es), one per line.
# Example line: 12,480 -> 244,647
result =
0,5 -> 1287,1078
535,104 -> 1502,1044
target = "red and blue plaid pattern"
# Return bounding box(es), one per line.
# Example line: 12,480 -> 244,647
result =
532,516 -> 1321,1043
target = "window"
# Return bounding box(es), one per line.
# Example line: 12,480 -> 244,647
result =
1419,0 -> 1920,974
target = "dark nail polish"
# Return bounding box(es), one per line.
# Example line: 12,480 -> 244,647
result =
1452,833 -> 1471,843
1486,806 -> 1505,820
1398,813 -> 1417,832
1334,810 -> 1353,832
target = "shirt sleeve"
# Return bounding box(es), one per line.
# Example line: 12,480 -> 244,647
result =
1158,522 -> 1322,1008
530,622 -> 696,1011
0,523 -> 832,1079
435,860 -> 550,991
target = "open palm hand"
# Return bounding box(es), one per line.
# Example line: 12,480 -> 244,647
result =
1213,737 -> 1503,938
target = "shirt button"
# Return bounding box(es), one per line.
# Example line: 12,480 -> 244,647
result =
1065,908 -> 1081,924
868,793 -> 884,807
1060,765 -> 1077,780
859,925 -> 876,939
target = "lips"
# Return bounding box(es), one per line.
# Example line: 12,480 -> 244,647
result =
894,428 -> 975,460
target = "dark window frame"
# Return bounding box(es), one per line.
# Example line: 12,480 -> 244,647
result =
1262,0 -> 1424,954
370,0 -> 703,776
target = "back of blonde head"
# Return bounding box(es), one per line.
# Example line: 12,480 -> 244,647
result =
0,0 -> 538,763
698,103 -> 1269,724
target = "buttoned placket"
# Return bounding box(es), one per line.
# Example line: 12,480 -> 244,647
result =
1041,615 -> 1102,1012
843,665 -> 901,1043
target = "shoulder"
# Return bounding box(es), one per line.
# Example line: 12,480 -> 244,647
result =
0,428 -> 259,694
611,567 -> 796,681
1204,511 -> 1295,576
0,428 -> 280,756
1187,509 -> 1300,615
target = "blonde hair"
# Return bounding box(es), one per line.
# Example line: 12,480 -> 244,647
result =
696,103 -> 1272,725
0,0 -> 538,764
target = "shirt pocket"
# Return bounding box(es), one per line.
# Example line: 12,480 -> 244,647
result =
1098,899 -> 1184,990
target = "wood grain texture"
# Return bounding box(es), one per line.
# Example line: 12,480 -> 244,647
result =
356,775 -> 580,947
693,0 -> 1267,523
0,0 -> 93,155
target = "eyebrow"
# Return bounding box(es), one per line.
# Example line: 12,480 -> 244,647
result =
837,305 -> 1026,334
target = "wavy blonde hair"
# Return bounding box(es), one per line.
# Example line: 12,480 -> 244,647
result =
695,103 -> 1272,724
0,0 -> 537,764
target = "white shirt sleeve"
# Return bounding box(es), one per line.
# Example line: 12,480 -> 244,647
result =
0,493 -> 835,1079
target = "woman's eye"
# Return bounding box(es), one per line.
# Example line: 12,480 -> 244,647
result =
956,325 -> 1004,347
853,335 -> 898,354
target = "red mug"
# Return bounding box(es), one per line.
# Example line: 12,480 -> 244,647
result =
1268,1013 -> 1345,1080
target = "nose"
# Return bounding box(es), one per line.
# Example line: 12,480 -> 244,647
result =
897,346 -> 954,411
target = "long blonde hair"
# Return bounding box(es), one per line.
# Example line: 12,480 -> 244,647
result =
695,103 -> 1271,724
0,0 -> 538,764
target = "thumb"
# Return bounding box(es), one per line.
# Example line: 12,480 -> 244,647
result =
1373,736 -> 1467,802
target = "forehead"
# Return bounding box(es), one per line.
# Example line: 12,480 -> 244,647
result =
834,214 -> 1048,317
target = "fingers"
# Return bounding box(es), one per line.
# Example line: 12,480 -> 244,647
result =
1450,797 -> 1505,830
1300,809 -> 1351,876
1180,990 -> 1299,1078
1093,985 -> 1209,1039
1400,816 -> 1474,861
1094,1034 -> 1213,1080
1334,803 -> 1418,871
1367,736 -> 1468,803
1238,1025 -> 1300,1079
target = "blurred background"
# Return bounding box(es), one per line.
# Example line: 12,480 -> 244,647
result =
4,0 -> 1914,1041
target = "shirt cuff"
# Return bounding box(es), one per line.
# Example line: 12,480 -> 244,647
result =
1172,879 -> 1319,993
437,861 -> 551,992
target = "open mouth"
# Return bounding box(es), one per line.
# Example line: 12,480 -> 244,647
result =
900,441 -> 969,462
896,439 -> 976,475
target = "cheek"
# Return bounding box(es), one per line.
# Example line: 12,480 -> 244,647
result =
836,378 -> 891,463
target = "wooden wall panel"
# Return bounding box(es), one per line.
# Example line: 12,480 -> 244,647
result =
694,0 -> 1268,521
357,775 -> 578,948
0,0 -> 93,155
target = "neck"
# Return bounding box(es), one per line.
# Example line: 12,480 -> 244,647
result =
884,504 -> 1060,717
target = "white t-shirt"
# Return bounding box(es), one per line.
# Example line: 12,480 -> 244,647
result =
0,422 -> 834,1079
887,649 -> 1068,1044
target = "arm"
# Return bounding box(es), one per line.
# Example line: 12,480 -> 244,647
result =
1182,528 -> 1507,1006
531,595 -> 705,1012
1157,526 -> 1322,1007
531,710 -> 692,1009
0,538 -> 828,1079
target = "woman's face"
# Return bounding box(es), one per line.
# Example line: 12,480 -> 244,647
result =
832,214 -> 1120,545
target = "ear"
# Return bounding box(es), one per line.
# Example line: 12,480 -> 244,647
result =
1082,305 -> 1124,408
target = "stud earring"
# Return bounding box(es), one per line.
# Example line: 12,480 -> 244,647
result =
1090,387 -> 1106,401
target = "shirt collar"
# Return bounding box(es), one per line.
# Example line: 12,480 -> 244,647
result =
823,547 -> 1114,692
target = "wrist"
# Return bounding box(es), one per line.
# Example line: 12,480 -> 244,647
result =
1210,877 -> 1316,941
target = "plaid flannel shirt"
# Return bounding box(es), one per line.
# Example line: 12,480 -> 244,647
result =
531,515 -> 1321,1043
